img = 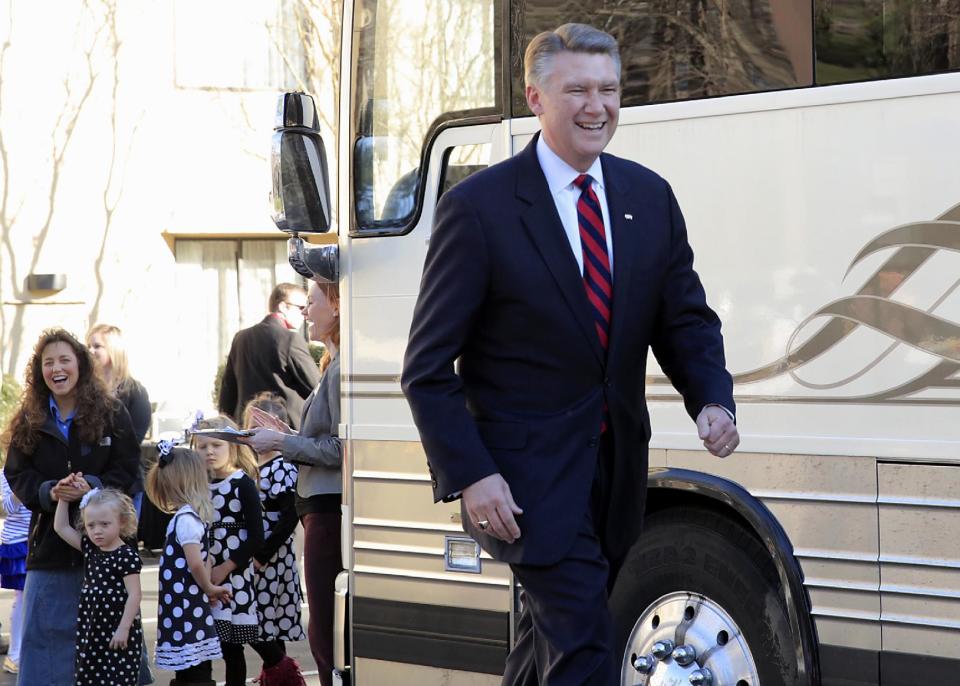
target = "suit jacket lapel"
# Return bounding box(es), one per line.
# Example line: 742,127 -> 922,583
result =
602,154 -> 642,366
516,137 -> 604,368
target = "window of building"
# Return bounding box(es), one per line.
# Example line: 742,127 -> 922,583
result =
173,0 -> 304,91
510,0 -> 814,114
165,239 -> 305,420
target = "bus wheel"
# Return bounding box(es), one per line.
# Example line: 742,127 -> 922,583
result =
610,507 -> 798,686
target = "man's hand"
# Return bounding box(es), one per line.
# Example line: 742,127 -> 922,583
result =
462,474 -> 523,544
696,406 -> 739,458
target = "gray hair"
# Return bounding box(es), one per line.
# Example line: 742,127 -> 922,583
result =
524,23 -> 621,89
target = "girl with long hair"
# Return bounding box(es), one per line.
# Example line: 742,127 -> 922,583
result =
192,416 -> 266,685
145,443 -> 229,684
0,328 -> 140,685
242,393 -> 307,685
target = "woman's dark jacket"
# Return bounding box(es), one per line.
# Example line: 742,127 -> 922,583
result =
117,377 -> 152,444
3,402 -> 140,570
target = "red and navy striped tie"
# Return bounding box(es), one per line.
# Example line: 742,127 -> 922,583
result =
574,174 -> 613,433
574,174 -> 613,351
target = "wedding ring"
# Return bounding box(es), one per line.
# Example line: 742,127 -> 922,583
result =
724,443 -> 732,452
477,520 -> 489,530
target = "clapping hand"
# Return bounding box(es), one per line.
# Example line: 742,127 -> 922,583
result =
52,472 -> 91,502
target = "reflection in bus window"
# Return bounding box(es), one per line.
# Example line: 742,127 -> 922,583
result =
353,0 -> 499,232
815,1 -> 960,84
511,0 -> 813,114
439,143 -> 492,199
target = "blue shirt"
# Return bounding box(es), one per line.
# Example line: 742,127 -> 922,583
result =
48,395 -> 75,440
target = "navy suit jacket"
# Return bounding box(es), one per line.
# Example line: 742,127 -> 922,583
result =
402,134 -> 734,565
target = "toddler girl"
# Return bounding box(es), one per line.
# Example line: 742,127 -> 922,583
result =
192,416 -> 264,685
0,472 -> 30,675
53,484 -> 143,685
145,442 -> 230,684
243,393 -> 308,684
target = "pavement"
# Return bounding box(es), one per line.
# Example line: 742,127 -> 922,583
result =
0,551 -> 325,685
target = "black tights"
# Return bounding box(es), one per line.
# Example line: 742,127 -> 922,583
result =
221,640 -> 286,685
175,660 -> 212,681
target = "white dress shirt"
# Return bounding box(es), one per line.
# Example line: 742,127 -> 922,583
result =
536,136 -> 614,276
534,136 -> 735,425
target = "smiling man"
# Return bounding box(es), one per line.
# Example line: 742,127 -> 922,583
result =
402,24 -> 739,685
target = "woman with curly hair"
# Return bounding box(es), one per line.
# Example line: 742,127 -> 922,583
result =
0,328 -> 140,685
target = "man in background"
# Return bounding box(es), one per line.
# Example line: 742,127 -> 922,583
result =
219,283 -> 319,430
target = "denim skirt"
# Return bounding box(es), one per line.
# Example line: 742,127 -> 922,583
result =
17,567 -> 83,685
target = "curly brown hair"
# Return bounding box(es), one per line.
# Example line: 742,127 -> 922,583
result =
1,329 -> 116,455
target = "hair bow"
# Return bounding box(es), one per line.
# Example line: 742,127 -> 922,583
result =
188,409 -> 205,433
157,439 -> 176,468
79,488 -> 100,510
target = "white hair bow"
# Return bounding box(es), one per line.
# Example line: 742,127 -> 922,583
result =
79,487 -> 100,510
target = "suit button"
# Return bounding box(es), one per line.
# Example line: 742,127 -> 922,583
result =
588,437 -> 599,448
603,377 -> 611,387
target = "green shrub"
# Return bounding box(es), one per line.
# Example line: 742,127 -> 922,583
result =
0,374 -> 23,463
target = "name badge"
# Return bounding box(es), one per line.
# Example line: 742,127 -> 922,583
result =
99,437 -> 112,447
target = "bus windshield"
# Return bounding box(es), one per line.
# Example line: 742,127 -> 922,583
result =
352,0 -> 499,233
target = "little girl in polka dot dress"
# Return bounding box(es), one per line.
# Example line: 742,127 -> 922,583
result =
243,393 -> 308,684
145,442 -> 231,684
52,484 -> 143,686
192,416 -> 265,686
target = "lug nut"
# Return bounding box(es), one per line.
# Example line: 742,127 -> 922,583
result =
652,639 -> 675,659
672,644 -> 697,666
689,667 -> 714,685
632,654 -> 655,673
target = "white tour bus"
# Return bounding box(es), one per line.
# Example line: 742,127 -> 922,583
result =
269,1 -> 960,685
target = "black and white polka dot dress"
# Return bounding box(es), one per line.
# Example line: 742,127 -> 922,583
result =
209,470 -> 261,643
256,456 -> 305,641
76,536 -> 143,685
155,507 -> 221,671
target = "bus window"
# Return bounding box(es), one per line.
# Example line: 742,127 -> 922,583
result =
510,0 -> 814,114
438,143 -> 491,199
352,0 -> 500,233
815,0 -> 960,84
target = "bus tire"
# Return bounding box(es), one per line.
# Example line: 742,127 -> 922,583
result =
609,506 -> 799,685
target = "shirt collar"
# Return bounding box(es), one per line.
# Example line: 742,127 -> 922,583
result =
48,394 -> 75,421
536,135 -> 605,197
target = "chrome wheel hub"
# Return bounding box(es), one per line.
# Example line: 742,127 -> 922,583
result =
621,591 -> 760,686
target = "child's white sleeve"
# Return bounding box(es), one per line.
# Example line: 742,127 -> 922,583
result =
174,513 -> 205,546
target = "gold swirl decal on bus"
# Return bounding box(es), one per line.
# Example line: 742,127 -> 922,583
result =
649,202 -> 960,405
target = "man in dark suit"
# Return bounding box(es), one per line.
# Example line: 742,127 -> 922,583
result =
219,283 -> 319,430
402,23 -> 740,685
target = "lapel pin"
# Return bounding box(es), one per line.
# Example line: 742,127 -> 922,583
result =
624,213 -> 633,220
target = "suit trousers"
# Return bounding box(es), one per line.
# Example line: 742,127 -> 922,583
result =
501,436 -> 619,686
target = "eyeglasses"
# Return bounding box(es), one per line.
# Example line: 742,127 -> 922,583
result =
283,301 -> 307,310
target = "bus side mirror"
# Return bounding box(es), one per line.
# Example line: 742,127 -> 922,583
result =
271,92 -> 333,234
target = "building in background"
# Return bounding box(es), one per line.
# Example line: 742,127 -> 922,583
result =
0,0 -> 340,433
